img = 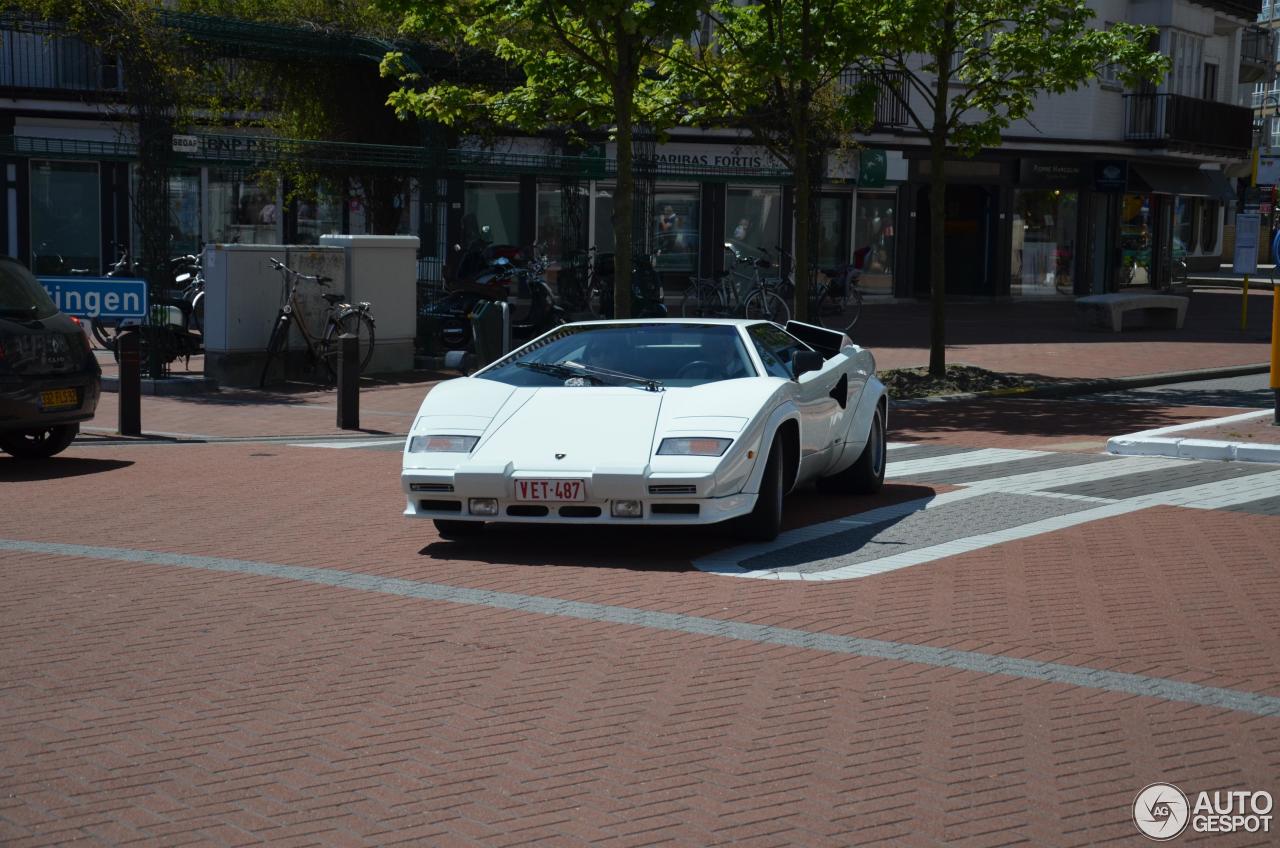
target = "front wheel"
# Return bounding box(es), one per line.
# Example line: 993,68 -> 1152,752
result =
743,289 -> 790,324
733,435 -> 784,543
681,283 -> 724,318
0,423 -> 79,459
259,315 -> 290,388
321,309 -> 376,377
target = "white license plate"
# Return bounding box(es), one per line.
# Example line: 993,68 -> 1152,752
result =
515,479 -> 586,501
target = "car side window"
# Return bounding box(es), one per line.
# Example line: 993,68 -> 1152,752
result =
747,323 -> 809,379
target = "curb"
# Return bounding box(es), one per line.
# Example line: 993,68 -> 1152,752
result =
891,362 -> 1272,408
1106,409 -> 1280,464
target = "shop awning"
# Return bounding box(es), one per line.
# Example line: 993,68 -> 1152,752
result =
1129,163 -> 1235,201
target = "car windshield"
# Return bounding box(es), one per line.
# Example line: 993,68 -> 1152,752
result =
0,259 -> 58,320
478,323 -> 757,389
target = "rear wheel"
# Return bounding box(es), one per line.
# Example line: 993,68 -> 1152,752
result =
321,309 -> 376,378
743,289 -> 790,324
0,423 -> 79,459
844,287 -> 863,330
434,519 -> 484,539
91,318 -> 119,351
811,287 -> 843,329
259,315 -> 290,387
681,283 -> 724,318
733,435 -> 784,542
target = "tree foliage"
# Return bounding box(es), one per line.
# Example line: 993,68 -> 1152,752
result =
858,0 -> 1168,375
665,0 -> 882,318
383,0 -> 707,318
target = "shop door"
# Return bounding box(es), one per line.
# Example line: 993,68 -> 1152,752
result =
913,185 -> 996,297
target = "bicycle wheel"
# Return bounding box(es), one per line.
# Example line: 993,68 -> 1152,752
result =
259,314 -> 290,387
681,283 -> 725,318
810,287 -> 844,330
91,317 -> 120,351
844,287 -> 863,330
743,289 -> 790,324
321,309 -> 376,377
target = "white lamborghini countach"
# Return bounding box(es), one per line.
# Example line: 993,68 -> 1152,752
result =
402,319 -> 887,542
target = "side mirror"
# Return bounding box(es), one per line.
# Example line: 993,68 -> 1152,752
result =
791,350 -> 824,380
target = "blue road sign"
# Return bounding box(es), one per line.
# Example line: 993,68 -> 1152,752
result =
38,277 -> 149,320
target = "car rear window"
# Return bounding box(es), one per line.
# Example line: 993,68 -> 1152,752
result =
0,259 -> 58,320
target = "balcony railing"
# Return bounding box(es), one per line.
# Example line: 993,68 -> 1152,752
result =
1123,93 -> 1254,156
839,70 -> 910,129
1243,26 -> 1273,65
0,28 -> 123,96
1207,0 -> 1264,19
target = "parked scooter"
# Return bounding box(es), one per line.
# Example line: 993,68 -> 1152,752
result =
587,252 -> 668,319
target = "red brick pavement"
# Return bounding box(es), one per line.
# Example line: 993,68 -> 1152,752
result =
858,287 -> 1273,377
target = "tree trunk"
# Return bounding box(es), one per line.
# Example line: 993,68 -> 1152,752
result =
610,35 -> 635,321
928,138 -> 947,377
792,128 -> 812,323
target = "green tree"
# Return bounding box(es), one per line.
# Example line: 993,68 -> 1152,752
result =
182,0 -> 427,233
665,0 -> 881,320
860,0 -> 1166,375
383,0 -> 706,319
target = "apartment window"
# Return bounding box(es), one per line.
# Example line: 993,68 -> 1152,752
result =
1100,24 -> 1120,87
1166,31 -> 1204,97
1202,63 -> 1218,101
1270,116 -> 1280,149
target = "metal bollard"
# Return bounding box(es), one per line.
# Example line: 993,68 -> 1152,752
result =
337,333 -> 360,431
117,327 -> 141,436
1272,282 -> 1279,425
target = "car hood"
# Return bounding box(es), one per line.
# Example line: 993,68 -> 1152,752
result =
475,387 -> 664,472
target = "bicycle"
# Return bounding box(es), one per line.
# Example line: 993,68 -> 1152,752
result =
259,257 -> 376,388
810,262 -> 863,331
681,246 -> 789,324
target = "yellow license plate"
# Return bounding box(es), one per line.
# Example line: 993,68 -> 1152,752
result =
40,388 -> 79,410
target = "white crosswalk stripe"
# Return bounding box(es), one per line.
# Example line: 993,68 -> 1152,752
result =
885,447 -> 1047,477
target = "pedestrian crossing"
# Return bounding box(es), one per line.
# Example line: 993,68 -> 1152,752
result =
695,444 -> 1280,581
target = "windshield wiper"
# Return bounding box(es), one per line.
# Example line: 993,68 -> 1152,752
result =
516,360 -> 663,392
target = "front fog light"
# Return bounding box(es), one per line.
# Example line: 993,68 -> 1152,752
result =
611,499 -> 642,518
469,498 -> 498,516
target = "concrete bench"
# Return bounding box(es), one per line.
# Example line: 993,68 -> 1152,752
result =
1074,292 -> 1188,333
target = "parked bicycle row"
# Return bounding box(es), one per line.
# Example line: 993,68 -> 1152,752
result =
419,233 -> 865,354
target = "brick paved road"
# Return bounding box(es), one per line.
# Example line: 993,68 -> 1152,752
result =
2,401 -> 1278,846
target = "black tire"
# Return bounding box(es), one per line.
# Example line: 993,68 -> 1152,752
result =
91,318 -> 119,351
259,315 -> 290,388
0,423 -> 79,459
733,435 -> 784,543
681,283 -> 724,317
434,519 -> 484,539
811,287 -> 842,330
818,402 -> 886,495
321,309 -> 376,377
190,290 -> 205,333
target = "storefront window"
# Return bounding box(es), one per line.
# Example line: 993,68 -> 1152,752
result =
1199,200 -> 1220,253
208,171 -> 279,244
725,187 -> 782,255
348,181 -> 412,236
854,193 -> 895,295
1120,193 -> 1152,286
463,180 -> 519,248
131,166 -> 201,257
1174,197 -> 1198,258
295,190 -> 343,245
817,194 -> 851,269
30,160 -> 99,274
1011,189 -> 1078,296
654,187 -> 699,274
537,182 -> 588,262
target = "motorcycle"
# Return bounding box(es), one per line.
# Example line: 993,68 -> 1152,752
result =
587,252 -> 668,319
423,242 -> 566,352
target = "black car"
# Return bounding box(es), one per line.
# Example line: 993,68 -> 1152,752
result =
0,256 -> 100,459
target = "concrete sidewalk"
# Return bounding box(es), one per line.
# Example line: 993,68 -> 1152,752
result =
82,285 -> 1275,442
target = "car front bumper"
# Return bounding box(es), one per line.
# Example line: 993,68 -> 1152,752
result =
401,467 -> 756,526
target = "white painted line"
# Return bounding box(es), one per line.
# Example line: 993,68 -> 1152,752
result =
886,448 -> 1046,478
887,442 -> 920,451
967,455 -> 1191,493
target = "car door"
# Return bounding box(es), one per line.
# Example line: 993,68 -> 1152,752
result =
746,323 -> 843,477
